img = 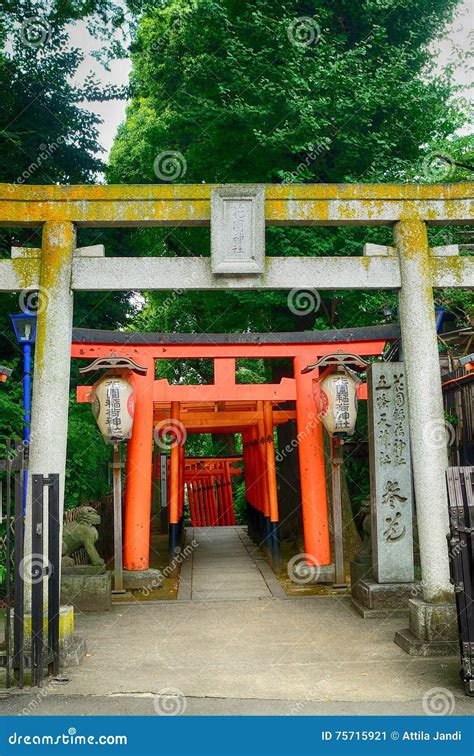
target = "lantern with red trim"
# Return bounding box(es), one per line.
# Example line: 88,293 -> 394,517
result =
303,353 -> 367,442
90,374 -> 135,443
79,355 -> 148,445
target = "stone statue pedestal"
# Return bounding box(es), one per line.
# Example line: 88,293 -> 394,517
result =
61,566 -> 111,612
394,598 -> 458,656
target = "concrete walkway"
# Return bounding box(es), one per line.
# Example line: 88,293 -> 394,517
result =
2,526 -> 470,716
177,527 -> 285,601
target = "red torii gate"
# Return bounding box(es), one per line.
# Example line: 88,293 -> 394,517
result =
72,326 -> 397,572
183,457 -> 242,527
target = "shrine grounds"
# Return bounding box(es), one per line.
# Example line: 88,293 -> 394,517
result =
2,527 -> 471,717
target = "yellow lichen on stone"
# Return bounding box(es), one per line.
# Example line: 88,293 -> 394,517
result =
34,222 -> 75,372
431,255 -> 471,287
11,258 -> 40,289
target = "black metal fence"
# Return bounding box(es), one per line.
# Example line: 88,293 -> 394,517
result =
443,369 -> 474,466
1,445 -> 61,688
446,466 -> 474,697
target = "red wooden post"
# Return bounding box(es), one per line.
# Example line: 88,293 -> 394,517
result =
191,481 -> 201,527
209,474 -> 218,525
223,460 -> 235,525
264,402 -> 279,524
168,401 -> 181,556
123,355 -> 155,571
216,472 -> 225,525
257,403 -> 271,549
264,400 -> 280,569
293,356 -> 331,567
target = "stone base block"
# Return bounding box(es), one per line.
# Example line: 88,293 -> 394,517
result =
2,606 -> 86,671
111,591 -> 135,601
352,599 -> 410,619
122,568 -> 163,591
289,563 -> 336,584
19,606 -> 75,647
350,558 -> 373,586
394,628 -> 458,657
62,565 -> 105,576
394,598 -> 458,656
317,564 -> 336,583
61,573 -> 111,612
351,578 -> 418,618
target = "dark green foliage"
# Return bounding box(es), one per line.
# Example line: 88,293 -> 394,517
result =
0,1 -> 134,506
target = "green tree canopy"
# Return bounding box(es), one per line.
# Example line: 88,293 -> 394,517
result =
108,0 -> 471,341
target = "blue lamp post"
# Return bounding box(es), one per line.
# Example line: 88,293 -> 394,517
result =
9,308 -> 37,512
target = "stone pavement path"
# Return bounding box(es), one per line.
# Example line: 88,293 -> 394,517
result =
2,526 -> 470,716
177,526 -> 285,601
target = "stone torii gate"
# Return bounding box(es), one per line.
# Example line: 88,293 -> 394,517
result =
0,183 -> 472,619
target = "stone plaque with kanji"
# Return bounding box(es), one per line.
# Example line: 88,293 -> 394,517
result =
368,362 -> 414,583
211,187 -> 265,274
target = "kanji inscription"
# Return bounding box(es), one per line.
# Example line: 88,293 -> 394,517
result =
368,362 -> 414,583
211,187 -> 265,274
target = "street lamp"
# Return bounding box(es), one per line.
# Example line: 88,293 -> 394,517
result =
303,352 -> 367,587
9,308 -> 37,513
80,354 -> 148,592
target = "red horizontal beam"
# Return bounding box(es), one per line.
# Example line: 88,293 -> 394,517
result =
77,381 -> 367,403
71,340 -> 386,361
153,377 -> 296,402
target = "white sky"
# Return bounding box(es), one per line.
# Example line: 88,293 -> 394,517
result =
72,1 -> 473,159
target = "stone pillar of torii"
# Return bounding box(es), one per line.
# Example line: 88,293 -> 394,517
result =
0,183 -> 472,630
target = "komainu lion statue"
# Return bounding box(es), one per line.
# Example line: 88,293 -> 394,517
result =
62,506 -> 105,567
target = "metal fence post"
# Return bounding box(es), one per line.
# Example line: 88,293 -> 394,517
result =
46,474 -> 60,676
4,442 -> 12,689
31,474 -> 44,686
13,463 -> 24,687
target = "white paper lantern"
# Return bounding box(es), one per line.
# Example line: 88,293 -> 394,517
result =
314,368 -> 358,438
91,375 -> 135,443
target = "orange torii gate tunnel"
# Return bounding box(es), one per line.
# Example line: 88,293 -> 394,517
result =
182,457 -> 242,528
73,325 -> 397,574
